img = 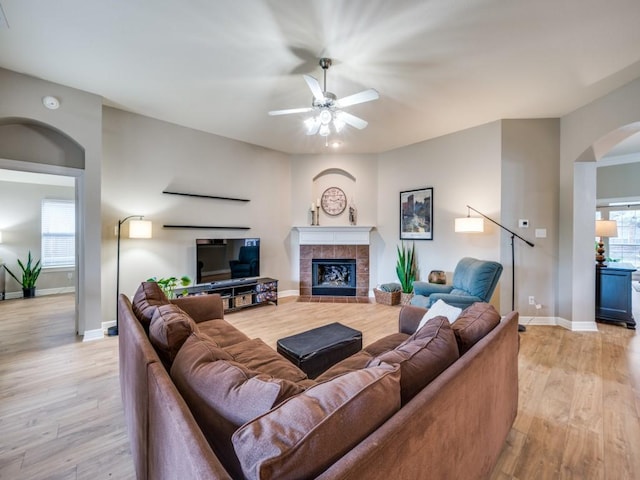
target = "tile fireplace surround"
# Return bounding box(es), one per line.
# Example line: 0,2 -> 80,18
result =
295,227 -> 373,299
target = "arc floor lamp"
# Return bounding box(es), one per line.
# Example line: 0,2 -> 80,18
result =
107,215 -> 152,336
455,205 -> 534,332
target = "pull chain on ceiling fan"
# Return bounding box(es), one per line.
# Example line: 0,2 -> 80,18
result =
269,58 -> 379,137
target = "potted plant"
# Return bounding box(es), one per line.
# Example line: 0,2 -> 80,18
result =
147,275 -> 191,299
396,242 -> 417,305
5,251 -> 42,298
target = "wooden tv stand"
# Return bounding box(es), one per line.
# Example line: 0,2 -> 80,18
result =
177,277 -> 278,313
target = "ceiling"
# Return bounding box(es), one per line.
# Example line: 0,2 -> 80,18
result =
2,1 -> 640,155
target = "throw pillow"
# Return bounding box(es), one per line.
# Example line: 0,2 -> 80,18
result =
417,299 -> 462,331
368,315 -> 459,404
131,281 -> 170,331
232,363 -> 401,480
452,302 -> 501,354
148,304 -> 199,368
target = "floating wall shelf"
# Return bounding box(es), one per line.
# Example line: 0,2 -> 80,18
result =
162,190 -> 250,202
163,225 -> 250,230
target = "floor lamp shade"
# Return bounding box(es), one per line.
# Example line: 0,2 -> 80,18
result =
455,217 -> 485,233
108,215 -> 151,336
128,220 -> 152,239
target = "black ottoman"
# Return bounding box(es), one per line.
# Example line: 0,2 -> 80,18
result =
277,322 -> 363,379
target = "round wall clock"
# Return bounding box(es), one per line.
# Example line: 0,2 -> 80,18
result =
321,187 -> 347,216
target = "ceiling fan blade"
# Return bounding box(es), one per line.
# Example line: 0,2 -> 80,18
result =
336,88 -> 379,108
303,74 -> 325,103
336,111 -> 368,130
268,107 -> 314,116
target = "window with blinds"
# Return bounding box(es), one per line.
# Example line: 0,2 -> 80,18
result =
41,199 -> 75,267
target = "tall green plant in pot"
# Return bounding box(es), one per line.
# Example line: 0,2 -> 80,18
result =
5,251 -> 42,298
396,242 -> 417,304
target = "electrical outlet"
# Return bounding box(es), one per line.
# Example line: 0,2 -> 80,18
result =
67,272 -> 73,280
528,296 -> 535,305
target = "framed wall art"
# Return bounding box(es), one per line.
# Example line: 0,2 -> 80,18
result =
400,187 -> 433,240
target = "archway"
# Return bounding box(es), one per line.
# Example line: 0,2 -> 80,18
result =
0,118 -> 85,334
571,122 -> 640,328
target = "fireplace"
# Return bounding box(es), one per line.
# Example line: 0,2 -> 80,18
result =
312,259 -> 356,296
296,226 -> 373,299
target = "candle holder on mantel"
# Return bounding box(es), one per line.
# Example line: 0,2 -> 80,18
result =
310,204 -> 320,226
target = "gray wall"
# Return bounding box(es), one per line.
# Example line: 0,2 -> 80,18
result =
501,119 -> 560,316
597,161 -> 640,200
0,68 -> 102,337
101,107 -> 292,322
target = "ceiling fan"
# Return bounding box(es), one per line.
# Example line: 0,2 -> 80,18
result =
268,58 -> 379,137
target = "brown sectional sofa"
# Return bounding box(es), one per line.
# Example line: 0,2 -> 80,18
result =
119,282 -> 519,479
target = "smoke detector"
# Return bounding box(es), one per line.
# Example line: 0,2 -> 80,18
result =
42,96 -> 60,110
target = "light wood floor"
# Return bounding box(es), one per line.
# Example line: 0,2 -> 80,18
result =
0,294 -> 638,480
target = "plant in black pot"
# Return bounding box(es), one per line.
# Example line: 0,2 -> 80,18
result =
5,251 -> 42,298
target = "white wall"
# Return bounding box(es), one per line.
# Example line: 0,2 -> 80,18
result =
101,107 -> 291,322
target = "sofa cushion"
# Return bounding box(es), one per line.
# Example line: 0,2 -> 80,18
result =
417,299 -> 462,331
313,350 -> 373,382
198,318 -> 251,347
232,363 -> 401,480
368,315 -> 459,404
170,332 -> 306,478
132,281 -> 170,331
453,302 -> 501,354
363,332 -> 410,356
224,338 -> 309,383
149,304 -> 199,368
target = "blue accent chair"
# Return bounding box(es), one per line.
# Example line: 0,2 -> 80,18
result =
411,257 -> 503,310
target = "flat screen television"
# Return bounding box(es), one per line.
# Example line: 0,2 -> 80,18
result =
196,238 -> 260,284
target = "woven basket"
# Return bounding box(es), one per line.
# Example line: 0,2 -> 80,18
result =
373,288 -> 401,306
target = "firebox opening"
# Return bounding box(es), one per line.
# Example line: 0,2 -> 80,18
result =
312,258 -> 357,296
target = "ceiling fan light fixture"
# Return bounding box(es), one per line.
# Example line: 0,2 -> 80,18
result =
333,113 -> 345,133
269,57 -> 379,139
304,117 -> 316,130
319,124 -> 330,137
319,109 -> 332,125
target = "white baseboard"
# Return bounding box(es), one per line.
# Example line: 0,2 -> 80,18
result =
279,289 -> 298,298
519,315 -> 598,332
83,328 -> 104,342
3,286 -> 75,300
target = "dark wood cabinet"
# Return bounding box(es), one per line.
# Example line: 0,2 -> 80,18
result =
595,263 -> 636,329
177,277 -> 278,313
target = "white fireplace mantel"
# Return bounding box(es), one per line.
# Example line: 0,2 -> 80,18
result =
294,226 -> 374,245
